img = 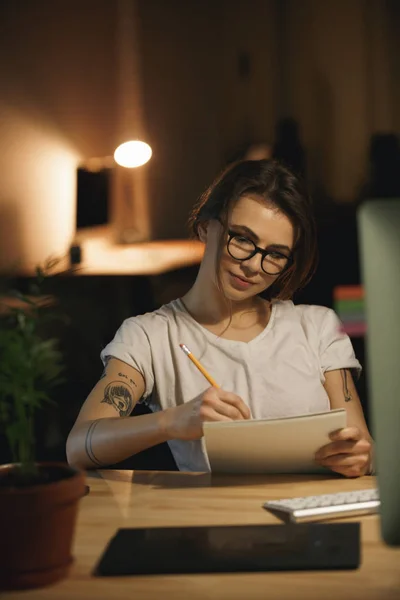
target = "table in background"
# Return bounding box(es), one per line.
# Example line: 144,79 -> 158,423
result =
7,471 -> 400,600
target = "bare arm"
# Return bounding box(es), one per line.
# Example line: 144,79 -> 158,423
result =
66,358 -> 251,471
66,357 -> 170,470
324,368 -> 372,442
315,369 -> 374,477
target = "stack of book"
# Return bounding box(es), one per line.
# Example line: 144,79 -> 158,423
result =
333,285 -> 366,337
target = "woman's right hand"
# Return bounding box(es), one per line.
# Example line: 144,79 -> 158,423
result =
162,387 -> 251,441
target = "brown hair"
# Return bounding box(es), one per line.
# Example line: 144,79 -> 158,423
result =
189,159 -> 318,301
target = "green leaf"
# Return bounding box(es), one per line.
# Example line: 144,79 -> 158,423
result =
0,255 -> 67,467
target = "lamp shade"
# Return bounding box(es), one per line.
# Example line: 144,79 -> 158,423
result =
114,140 -> 152,168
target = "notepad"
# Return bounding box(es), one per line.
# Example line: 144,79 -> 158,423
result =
203,409 -> 346,474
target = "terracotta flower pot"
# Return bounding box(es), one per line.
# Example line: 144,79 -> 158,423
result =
0,462 -> 85,590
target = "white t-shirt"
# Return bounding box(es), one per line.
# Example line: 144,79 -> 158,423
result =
100,299 -> 361,472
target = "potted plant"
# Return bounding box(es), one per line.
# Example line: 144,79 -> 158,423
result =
0,259 -> 85,590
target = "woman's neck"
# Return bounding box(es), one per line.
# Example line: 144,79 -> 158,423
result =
181,277 -> 268,329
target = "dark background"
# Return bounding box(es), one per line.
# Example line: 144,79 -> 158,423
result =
1,0 -> 399,467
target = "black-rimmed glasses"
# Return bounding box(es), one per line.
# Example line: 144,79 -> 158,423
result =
226,229 -> 293,275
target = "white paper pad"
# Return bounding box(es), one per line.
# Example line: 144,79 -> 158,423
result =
203,409 -> 346,474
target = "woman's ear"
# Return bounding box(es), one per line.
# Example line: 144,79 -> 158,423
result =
197,221 -> 209,243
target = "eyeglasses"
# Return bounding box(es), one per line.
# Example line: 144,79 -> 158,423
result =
226,229 -> 293,276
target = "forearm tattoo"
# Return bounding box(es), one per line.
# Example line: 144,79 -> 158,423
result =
84,420 -> 106,467
341,369 -> 352,402
101,381 -> 134,416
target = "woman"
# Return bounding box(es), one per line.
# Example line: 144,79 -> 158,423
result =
66,160 -> 373,477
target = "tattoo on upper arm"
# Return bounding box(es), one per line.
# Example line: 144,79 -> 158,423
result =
341,369 -> 352,402
85,420 -> 106,467
101,381 -> 134,416
118,372 -> 138,388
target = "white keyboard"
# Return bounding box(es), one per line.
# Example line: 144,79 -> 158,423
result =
263,488 -> 380,523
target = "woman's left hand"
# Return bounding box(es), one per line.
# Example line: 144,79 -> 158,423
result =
315,427 -> 373,477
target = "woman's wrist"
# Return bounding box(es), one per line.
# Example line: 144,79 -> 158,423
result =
158,406 -> 175,441
368,443 -> 376,475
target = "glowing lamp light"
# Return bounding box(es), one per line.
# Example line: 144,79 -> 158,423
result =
113,140 -> 152,168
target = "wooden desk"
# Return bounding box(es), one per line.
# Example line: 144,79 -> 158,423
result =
7,471 -> 400,599
11,231 -> 205,278
69,238 -> 205,276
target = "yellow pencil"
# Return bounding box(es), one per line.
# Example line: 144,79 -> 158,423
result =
179,344 -> 220,388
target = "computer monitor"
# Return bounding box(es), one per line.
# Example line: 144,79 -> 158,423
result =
358,199 -> 400,546
76,167 -> 110,231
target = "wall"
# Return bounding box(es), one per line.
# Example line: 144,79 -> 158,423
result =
136,0 -> 280,239
0,1 -> 117,271
137,0 -> 399,224
283,0 -> 398,201
136,0 -> 222,239
387,0 -> 400,135
217,0 -> 279,159
0,0 -> 398,262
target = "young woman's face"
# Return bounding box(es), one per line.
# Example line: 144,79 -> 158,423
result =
205,194 -> 295,301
